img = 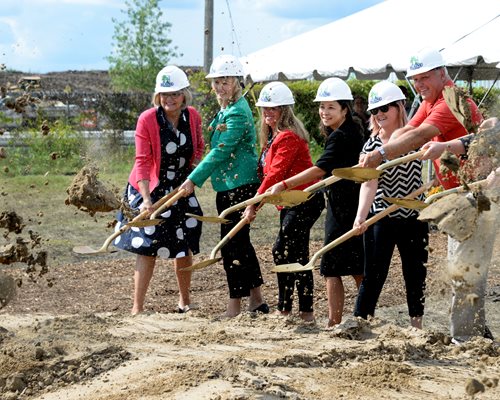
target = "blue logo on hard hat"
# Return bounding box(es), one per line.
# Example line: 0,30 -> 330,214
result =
369,92 -> 383,105
160,75 -> 174,87
318,88 -> 331,98
261,90 -> 272,102
409,56 -> 424,71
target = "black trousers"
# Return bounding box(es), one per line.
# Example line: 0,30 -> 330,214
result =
354,216 -> 429,319
216,183 -> 263,299
273,192 -> 325,312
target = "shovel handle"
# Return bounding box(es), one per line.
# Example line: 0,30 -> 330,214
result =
219,192 -> 271,218
425,178 -> 488,204
210,217 -> 250,259
99,189 -> 180,252
150,189 -> 186,219
377,149 -> 426,171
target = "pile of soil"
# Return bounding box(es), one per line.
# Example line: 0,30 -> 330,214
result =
0,232 -> 499,399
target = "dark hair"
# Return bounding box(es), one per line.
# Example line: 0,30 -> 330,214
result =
319,100 -> 364,138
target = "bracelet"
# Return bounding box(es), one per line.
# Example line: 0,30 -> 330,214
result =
458,136 -> 472,153
281,180 -> 288,189
378,147 -> 388,161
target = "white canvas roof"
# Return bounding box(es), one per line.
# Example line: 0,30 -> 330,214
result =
443,15 -> 500,81
241,0 -> 500,82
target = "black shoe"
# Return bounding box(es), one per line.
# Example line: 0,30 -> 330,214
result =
252,303 -> 270,314
484,325 -> 494,340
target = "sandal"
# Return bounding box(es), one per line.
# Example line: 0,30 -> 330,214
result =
251,303 -> 270,314
178,304 -> 198,313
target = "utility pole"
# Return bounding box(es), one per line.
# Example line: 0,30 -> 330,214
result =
204,0 -> 214,72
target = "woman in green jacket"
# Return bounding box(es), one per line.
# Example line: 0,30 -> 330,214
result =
180,55 -> 268,318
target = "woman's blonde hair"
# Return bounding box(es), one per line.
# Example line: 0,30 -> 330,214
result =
152,87 -> 193,109
368,100 -> 407,137
258,105 -> 309,149
211,76 -> 243,106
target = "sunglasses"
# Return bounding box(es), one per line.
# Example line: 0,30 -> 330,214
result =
160,91 -> 183,98
369,102 -> 397,115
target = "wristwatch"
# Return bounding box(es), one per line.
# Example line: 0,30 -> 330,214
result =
378,147 -> 388,161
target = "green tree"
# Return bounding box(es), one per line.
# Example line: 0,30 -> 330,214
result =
107,0 -> 180,92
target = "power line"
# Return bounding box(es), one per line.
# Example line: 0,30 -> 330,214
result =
224,0 -> 241,56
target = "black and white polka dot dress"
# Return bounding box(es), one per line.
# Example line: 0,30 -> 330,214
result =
113,107 -> 203,258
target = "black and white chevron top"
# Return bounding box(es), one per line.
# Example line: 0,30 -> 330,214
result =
361,136 -> 424,219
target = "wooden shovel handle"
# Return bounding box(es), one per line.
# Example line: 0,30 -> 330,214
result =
150,189 -> 186,219
210,217 -> 250,259
377,149 -> 426,171
101,189 -> 180,251
425,178 -> 488,204
219,192 -> 271,218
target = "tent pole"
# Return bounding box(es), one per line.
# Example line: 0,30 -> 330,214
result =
405,77 -> 420,119
478,71 -> 500,107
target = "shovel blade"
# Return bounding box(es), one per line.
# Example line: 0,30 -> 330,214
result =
332,167 -> 381,183
271,262 -> 315,273
72,245 -> 117,255
127,219 -> 163,227
383,197 -> 428,210
265,191 -> 312,207
180,257 -> 222,271
185,213 -> 230,224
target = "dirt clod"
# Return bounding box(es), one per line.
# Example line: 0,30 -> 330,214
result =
65,165 -> 121,216
465,378 -> 485,395
0,210 -> 25,235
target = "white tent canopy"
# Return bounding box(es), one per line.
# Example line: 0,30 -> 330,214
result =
241,0 -> 500,82
443,14 -> 500,81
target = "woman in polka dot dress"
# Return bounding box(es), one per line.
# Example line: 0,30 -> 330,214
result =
114,66 -> 205,315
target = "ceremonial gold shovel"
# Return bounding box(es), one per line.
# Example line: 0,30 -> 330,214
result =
384,178 -> 488,210
332,150 -> 426,183
271,182 -> 432,273
181,217 -> 251,271
186,190 -> 311,224
72,189 -> 181,255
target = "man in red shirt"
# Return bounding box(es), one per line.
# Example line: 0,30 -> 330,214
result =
360,47 -> 482,189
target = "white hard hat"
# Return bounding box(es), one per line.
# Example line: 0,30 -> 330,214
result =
155,65 -> 189,93
406,47 -> 445,78
206,54 -> 244,78
367,81 -> 406,111
256,82 -> 295,107
314,77 -> 353,102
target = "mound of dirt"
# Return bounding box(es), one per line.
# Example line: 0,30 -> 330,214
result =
65,165 -> 121,216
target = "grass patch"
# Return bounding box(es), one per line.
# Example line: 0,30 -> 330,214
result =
1,173 -> 326,268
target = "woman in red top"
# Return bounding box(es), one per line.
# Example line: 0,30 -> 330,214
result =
244,82 -> 325,321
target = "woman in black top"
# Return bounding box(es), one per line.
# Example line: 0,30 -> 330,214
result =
269,78 -> 365,327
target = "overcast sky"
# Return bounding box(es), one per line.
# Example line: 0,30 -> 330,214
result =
0,0 -> 384,73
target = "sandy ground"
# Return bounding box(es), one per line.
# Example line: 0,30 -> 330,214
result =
0,231 -> 499,400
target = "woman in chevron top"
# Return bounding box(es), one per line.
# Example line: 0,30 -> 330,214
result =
353,81 -> 429,329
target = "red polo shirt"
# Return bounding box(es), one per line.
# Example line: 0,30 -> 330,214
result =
409,80 -> 482,189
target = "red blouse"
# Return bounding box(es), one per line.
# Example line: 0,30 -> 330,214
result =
257,130 -> 317,194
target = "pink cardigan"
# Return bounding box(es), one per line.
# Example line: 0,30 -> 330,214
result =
128,106 -> 204,192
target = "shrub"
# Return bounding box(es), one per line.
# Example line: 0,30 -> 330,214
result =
2,119 -> 86,175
